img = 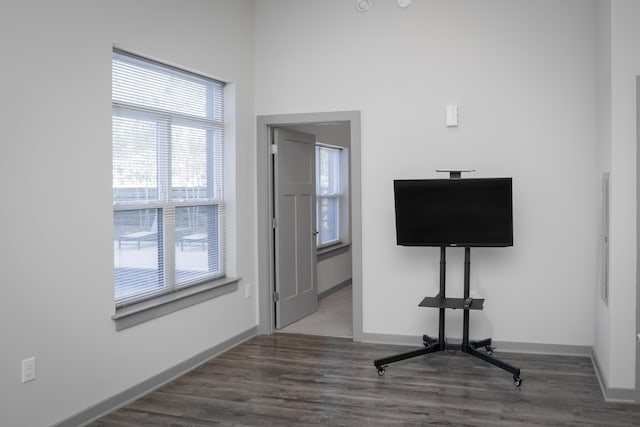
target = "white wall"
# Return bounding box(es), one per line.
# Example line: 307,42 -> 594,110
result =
255,0 -> 598,344
0,1 -> 257,426
2,1 -> 632,425
317,253 -> 352,295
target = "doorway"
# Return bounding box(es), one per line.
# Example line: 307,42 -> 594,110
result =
256,111 -> 363,341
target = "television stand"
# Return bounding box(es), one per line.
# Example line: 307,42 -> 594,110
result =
373,246 -> 522,386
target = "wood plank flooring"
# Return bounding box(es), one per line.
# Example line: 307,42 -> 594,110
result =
90,334 -> 640,426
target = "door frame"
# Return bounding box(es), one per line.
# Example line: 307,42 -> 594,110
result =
636,76 -> 640,404
256,111 -> 363,341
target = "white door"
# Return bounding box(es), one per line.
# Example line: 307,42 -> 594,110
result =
273,128 -> 318,328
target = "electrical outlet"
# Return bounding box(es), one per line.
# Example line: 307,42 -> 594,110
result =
22,357 -> 36,383
245,283 -> 251,299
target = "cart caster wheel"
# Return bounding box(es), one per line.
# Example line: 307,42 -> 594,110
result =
423,335 -> 435,348
377,366 -> 386,376
513,376 -> 522,387
485,345 -> 494,355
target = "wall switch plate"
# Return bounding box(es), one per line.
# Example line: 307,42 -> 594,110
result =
446,105 -> 458,127
245,283 -> 251,299
22,357 -> 36,383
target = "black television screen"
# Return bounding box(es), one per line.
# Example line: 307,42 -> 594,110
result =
394,178 -> 513,247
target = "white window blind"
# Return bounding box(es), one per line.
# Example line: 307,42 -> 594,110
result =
112,49 -> 225,307
316,145 -> 342,246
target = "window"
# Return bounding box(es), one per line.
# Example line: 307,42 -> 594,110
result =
316,145 -> 343,247
112,49 -> 225,307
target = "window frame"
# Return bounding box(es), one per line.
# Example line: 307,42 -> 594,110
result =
111,49 -> 235,328
315,144 -> 345,250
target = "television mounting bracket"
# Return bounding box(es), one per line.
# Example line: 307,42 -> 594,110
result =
436,169 -> 476,179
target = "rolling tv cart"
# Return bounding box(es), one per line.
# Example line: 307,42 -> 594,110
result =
373,246 -> 522,386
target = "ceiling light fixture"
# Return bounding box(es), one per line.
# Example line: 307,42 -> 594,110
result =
397,0 -> 412,8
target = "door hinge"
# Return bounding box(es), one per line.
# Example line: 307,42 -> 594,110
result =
271,144 -> 278,155
272,218 -> 278,228
273,292 -> 280,302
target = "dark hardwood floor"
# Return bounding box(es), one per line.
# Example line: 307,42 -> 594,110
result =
90,334 -> 640,426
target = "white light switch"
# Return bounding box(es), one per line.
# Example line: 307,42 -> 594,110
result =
446,105 -> 458,127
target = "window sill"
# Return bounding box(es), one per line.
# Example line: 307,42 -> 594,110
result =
112,277 -> 240,331
317,242 -> 351,261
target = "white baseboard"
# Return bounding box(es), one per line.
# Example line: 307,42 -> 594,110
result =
53,326 -> 258,427
591,351 -> 636,403
318,278 -> 352,300
360,332 -> 591,356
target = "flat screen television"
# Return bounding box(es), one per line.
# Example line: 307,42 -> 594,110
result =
394,178 -> 513,247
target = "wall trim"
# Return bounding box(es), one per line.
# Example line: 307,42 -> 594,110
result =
113,277 -> 240,331
490,340 -> 591,357
360,332 -> 421,346
592,351 -> 636,403
360,332 -> 592,356
317,242 -> 351,261
318,278 -> 352,300
53,326 -> 258,427
636,74 -> 640,406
